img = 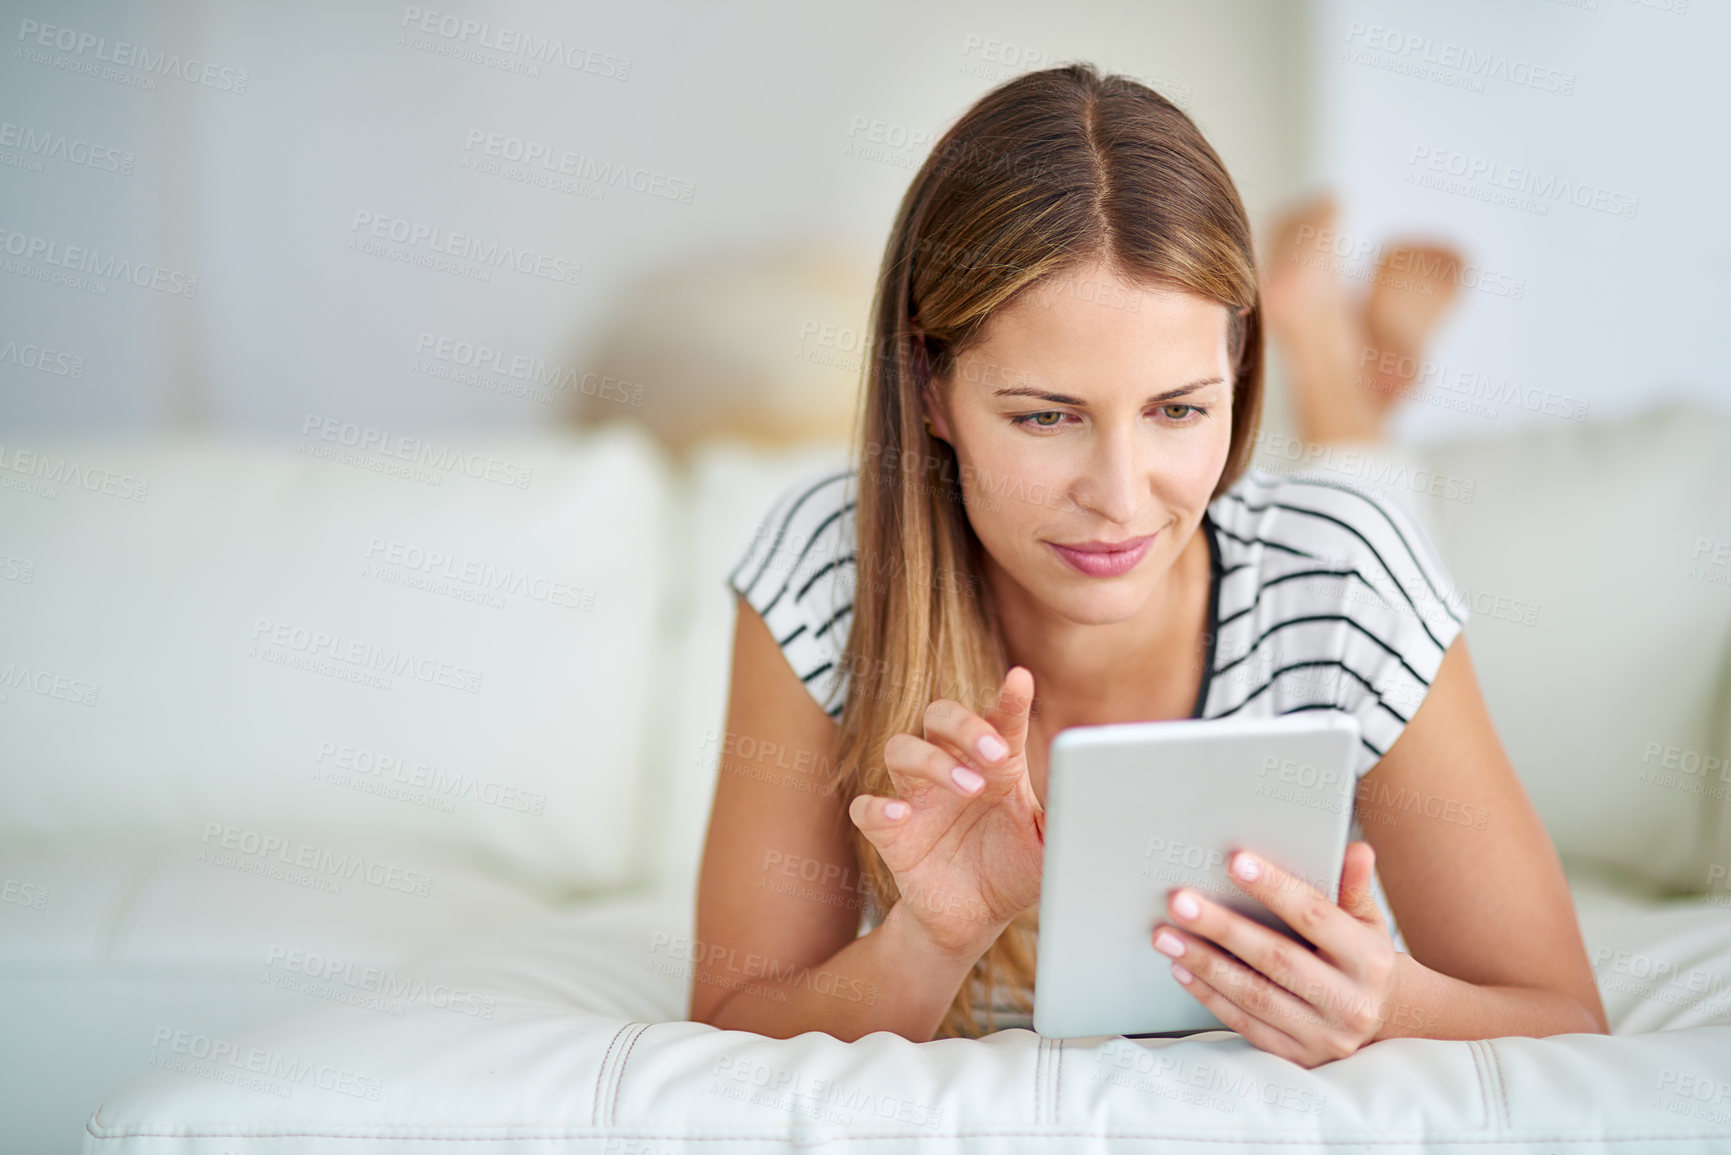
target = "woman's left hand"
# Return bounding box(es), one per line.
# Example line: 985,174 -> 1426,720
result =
1151,841 -> 1399,1068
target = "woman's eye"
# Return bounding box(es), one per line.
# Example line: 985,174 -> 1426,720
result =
1010,404 -> 1207,430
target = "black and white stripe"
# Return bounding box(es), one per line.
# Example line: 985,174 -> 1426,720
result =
726,468 -> 859,718
1201,469 -> 1469,780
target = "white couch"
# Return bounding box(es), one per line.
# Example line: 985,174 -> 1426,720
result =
2,402 -> 1729,1154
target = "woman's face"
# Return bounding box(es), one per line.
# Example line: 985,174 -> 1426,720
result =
925,260 -> 1236,626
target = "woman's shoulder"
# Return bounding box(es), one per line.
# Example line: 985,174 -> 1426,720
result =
727,466 -> 859,605
1209,467 -> 1467,625
1206,467 -> 1471,776
725,466 -> 860,719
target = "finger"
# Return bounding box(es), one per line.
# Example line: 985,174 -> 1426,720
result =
847,792 -> 912,841
884,732 -> 987,799
1223,849 -> 1363,965
1167,960 -> 1310,1066
982,665 -> 1035,759
921,696 -> 1014,779
1337,842 -> 1387,931
1158,898 -> 1355,1032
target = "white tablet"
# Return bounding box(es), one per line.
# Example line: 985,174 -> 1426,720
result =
1032,711 -> 1360,1038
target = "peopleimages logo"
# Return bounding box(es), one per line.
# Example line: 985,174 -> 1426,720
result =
1407,145 -> 1639,220
363,536 -> 594,612
0,120 -> 134,173
462,129 -> 695,203
398,7 -> 631,80
0,225 -> 198,296
313,739 -> 549,816
1342,22 -> 1576,95
150,1027 -> 381,1101
299,414 -> 534,489
350,211 -> 583,286
0,337 -> 85,377
15,18 -> 250,92
199,823 -> 435,897
265,945 -> 497,1019
0,662 -> 100,707
0,444 -> 150,501
249,616 -> 486,695
413,332 -> 641,406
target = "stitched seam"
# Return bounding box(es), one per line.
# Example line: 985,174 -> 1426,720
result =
1040,1036 -> 1054,1125
1041,1037 -> 1054,1124
1032,1036 -> 1045,1125
610,1023 -> 650,1123
1485,1039 -> 1512,1129
1045,1032 -> 1059,1122
1467,1039 -> 1494,1130
1480,1040 -> 1504,1130
590,1023 -> 631,1127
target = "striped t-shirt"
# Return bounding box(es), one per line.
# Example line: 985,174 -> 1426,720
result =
726,465 -> 1471,1034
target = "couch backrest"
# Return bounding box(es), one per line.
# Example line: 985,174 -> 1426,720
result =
0,423 -> 672,897
1416,400 -> 1731,894
643,440 -> 854,901
8,404 -> 1723,905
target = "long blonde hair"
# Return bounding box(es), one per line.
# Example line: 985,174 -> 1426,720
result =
828,62 -> 1265,1038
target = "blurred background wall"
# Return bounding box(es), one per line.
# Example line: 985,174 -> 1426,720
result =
0,0 -> 1308,440
0,0 -> 1724,443
1312,0 -> 1728,442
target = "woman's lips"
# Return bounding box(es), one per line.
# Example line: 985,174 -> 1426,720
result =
1046,533 -> 1157,577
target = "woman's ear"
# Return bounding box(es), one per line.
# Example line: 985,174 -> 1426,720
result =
921,383 -> 954,443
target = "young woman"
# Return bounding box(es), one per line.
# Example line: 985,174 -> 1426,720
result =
691,62 -> 1607,1065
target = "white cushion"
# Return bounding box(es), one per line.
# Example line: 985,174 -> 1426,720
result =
83,882 -> 1731,1153
1251,406 -> 1731,894
1586,892 -> 1731,1034
642,438 -> 851,899
0,849 -> 553,1155
0,423 -> 672,893
1414,401 -> 1731,891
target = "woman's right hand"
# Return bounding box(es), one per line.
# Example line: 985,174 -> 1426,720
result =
847,666 -> 1045,959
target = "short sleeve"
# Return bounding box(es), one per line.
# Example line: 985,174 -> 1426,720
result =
1302,476 -> 1471,778
725,468 -> 858,718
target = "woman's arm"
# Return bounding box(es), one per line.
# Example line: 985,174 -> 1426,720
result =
1358,633 -> 1609,1039
703,894 -> 998,1043
1149,635 -> 1607,1063
690,596 -> 1005,1041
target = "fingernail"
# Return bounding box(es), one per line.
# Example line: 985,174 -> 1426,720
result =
1154,930 -> 1185,958
976,734 -> 1008,763
1232,853 -> 1260,881
885,800 -> 909,819
1172,963 -> 1193,985
1172,891 -> 1200,920
951,765 -> 985,793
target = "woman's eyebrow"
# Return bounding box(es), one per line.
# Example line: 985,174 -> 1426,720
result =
991,376 -> 1225,406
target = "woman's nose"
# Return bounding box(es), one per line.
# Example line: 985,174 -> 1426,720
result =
1072,428 -> 1143,525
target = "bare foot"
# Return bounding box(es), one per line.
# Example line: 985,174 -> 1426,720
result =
1358,242 -> 1464,423
1260,193 -> 1465,445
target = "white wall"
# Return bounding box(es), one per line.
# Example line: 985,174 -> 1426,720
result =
1311,0 -> 1730,443
0,0 -> 1309,435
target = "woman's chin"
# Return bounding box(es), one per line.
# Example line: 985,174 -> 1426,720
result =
1041,586 -> 1150,626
